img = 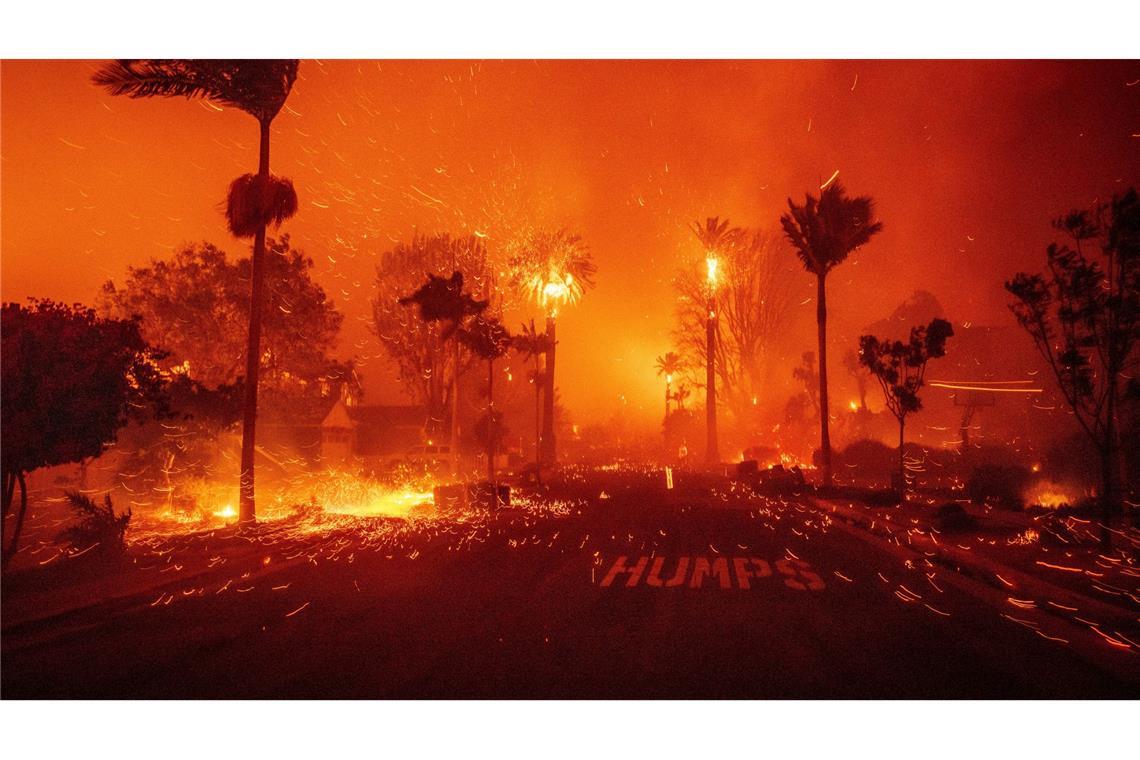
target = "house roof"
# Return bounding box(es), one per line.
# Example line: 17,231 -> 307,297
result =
321,400 -> 425,430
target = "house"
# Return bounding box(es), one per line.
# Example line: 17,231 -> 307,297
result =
319,398 -> 426,464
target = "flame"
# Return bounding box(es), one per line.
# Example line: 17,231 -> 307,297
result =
212,504 -> 237,520
1023,481 -> 1079,509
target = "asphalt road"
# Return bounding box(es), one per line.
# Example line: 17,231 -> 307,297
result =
3,477 -> 1138,698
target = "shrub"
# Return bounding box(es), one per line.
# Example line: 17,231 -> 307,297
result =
933,502 -> 976,531
57,491 -> 131,556
966,465 -> 1031,510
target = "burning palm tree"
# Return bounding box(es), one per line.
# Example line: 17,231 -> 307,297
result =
93,59 -> 300,523
508,230 -> 596,466
690,217 -> 739,465
780,182 -> 882,487
513,319 -> 554,483
655,351 -> 684,419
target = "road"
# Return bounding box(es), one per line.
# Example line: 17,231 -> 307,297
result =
3,472 -> 1138,698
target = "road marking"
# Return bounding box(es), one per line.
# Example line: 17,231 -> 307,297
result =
599,555 -> 825,591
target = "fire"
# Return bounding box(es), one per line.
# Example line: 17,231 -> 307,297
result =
325,487 -> 435,519
212,504 -> 237,520
705,255 -> 718,286
848,400 -> 859,411
1023,481 -> 1079,509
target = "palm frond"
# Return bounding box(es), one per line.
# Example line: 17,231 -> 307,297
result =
93,59 -> 299,123
780,181 -> 882,275
225,174 -> 298,238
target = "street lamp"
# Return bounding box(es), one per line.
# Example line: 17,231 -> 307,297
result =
705,251 -> 720,465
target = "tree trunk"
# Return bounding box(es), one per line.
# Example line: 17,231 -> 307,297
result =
2,472 -> 27,569
898,417 -> 906,503
542,317 -> 557,466
2,469 -> 15,524
487,358 -> 495,493
816,273 -> 833,488
705,292 -> 719,465
238,118 -> 272,525
451,336 -> 461,479
534,354 -> 542,485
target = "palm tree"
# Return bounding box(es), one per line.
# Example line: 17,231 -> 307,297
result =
780,181 -> 882,487
508,230 -> 596,467
690,217 -> 739,465
400,271 -> 489,479
93,60 -> 300,524
513,319 -> 553,482
459,316 -> 512,501
655,351 -> 684,419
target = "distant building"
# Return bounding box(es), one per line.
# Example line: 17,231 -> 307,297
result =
319,399 -> 426,464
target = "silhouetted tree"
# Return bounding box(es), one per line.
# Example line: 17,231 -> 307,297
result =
1,300 -> 167,566
675,228 -> 795,429
459,316 -> 512,495
100,237 -> 344,396
1006,188 -> 1140,542
654,351 -> 685,419
512,319 -> 554,482
93,59 -> 300,524
859,318 -> 954,498
374,234 -> 490,435
400,271 -> 489,475
792,351 -> 821,420
843,349 -> 868,411
507,230 -> 596,466
782,181 -> 883,487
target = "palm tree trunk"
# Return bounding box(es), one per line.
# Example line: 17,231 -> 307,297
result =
238,119 -> 272,524
816,273 -> 833,488
534,355 -> 542,484
705,292 -> 719,464
898,417 -> 906,502
487,358 -> 495,489
542,317 -> 557,466
451,336 -> 461,479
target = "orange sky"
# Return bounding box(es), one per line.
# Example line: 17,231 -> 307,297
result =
2,60 -> 1137,423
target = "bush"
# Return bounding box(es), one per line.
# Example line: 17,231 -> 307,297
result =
933,502 -> 976,531
57,491 -> 131,556
966,465 -> 1031,510
833,439 -> 896,474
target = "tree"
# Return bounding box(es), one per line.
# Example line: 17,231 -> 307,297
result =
654,351 -> 685,419
507,229 -> 597,466
93,59 -> 301,524
792,351 -> 821,420
859,318 -> 954,498
399,270 -> 489,476
100,237 -> 344,398
1006,188 -> 1140,543
512,319 -> 554,482
781,181 -> 883,487
1,300 -> 167,566
458,316 -> 513,496
843,350 -> 868,411
674,229 -> 796,429
373,234 -> 490,436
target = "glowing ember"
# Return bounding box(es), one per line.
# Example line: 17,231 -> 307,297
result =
324,488 -> 435,519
